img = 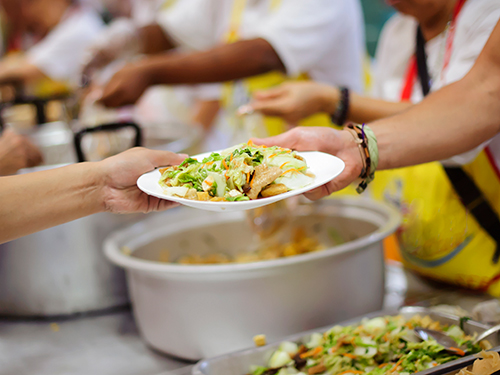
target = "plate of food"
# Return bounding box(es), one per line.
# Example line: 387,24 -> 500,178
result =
137,142 -> 345,212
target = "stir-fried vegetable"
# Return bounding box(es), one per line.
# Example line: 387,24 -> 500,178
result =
248,315 -> 485,375
158,142 -> 313,201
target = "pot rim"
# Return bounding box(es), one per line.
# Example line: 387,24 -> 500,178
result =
104,198 -> 401,275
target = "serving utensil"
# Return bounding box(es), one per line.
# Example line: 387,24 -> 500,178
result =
414,323 -> 500,355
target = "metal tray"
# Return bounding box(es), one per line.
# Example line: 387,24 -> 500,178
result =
192,306 -> 500,375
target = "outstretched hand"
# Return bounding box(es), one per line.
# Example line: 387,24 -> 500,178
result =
242,82 -> 339,124
98,62 -> 152,108
97,147 -> 187,214
252,127 -> 362,200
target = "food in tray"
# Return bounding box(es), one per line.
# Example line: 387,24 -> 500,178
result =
458,351 -> 500,375
248,315 -> 489,375
158,142 -> 313,202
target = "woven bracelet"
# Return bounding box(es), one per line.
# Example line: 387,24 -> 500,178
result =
346,123 -> 378,193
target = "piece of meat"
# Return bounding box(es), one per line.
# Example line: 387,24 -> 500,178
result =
293,346 -> 308,370
260,183 -> 288,198
247,165 -> 282,200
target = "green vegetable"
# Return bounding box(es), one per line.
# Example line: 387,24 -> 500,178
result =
247,315 -> 483,375
226,196 -> 250,202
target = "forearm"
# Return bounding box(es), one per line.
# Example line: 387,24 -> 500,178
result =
143,38 -> 285,85
0,163 -> 105,243
317,87 -> 414,123
347,95 -> 414,124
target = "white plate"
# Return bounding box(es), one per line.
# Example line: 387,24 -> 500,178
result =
137,151 -> 345,212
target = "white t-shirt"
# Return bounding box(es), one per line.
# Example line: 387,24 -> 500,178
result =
157,0 -> 365,91
372,0 -> 500,167
27,7 -> 104,87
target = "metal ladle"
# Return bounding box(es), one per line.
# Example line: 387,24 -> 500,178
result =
414,324 -> 500,355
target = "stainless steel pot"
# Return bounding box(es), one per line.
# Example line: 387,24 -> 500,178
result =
0,118 -> 200,316
104,198 -> 401,360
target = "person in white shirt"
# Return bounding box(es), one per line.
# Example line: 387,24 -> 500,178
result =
246,0 -> 500,178
248,0 -> 500,296
0,0 -> 104,90
94,0 -> 365,109
247,0 -> 500,126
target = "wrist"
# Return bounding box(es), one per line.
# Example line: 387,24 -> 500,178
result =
84,161 -> 109,214
134,59 -> 157,87
339,129 -> 364,177
319,85 -> 340,114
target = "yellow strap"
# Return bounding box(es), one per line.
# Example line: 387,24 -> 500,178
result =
161,0 -> 179,10
225,0 -> 282,44
226,0 -> 248,44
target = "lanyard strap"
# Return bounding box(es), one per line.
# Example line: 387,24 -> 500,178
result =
400,0 -> 466,101
442,0 -> 466,72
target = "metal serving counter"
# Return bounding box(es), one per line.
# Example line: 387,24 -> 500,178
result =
0,263 -> 494,375
0,310 -> 194,375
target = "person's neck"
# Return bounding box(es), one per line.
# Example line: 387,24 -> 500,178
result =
419,0 -> 458,41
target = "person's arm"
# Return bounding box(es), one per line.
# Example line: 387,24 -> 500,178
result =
0,148 -> 185,244
99,38 -> 285,107
0,60 -> 47,86
245,82 -> 413,124
253,20 -> 500,200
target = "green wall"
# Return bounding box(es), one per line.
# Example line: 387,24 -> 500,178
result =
361,0 -> 394,57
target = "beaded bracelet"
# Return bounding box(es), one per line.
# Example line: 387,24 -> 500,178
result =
346,123 -> 378,193
331,87 -> 350,126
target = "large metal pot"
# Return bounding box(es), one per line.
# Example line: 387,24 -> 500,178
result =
104,198 -> 401,360
0,116 -> 200,316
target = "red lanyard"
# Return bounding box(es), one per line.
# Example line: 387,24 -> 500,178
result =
6,34 -> 22,53
400,0 -> 466,101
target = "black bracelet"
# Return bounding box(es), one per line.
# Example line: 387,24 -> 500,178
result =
330,87 -> 350,126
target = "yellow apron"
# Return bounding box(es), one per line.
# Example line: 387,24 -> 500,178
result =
371,150 -> 500,296
221,0 -> 332,140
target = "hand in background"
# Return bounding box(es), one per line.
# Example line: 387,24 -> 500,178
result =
242,82 -> 339,124
0,129 -> 43,175
96,147 -> 187,214
252,127 -> 362,199
98,63 -> 152,108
